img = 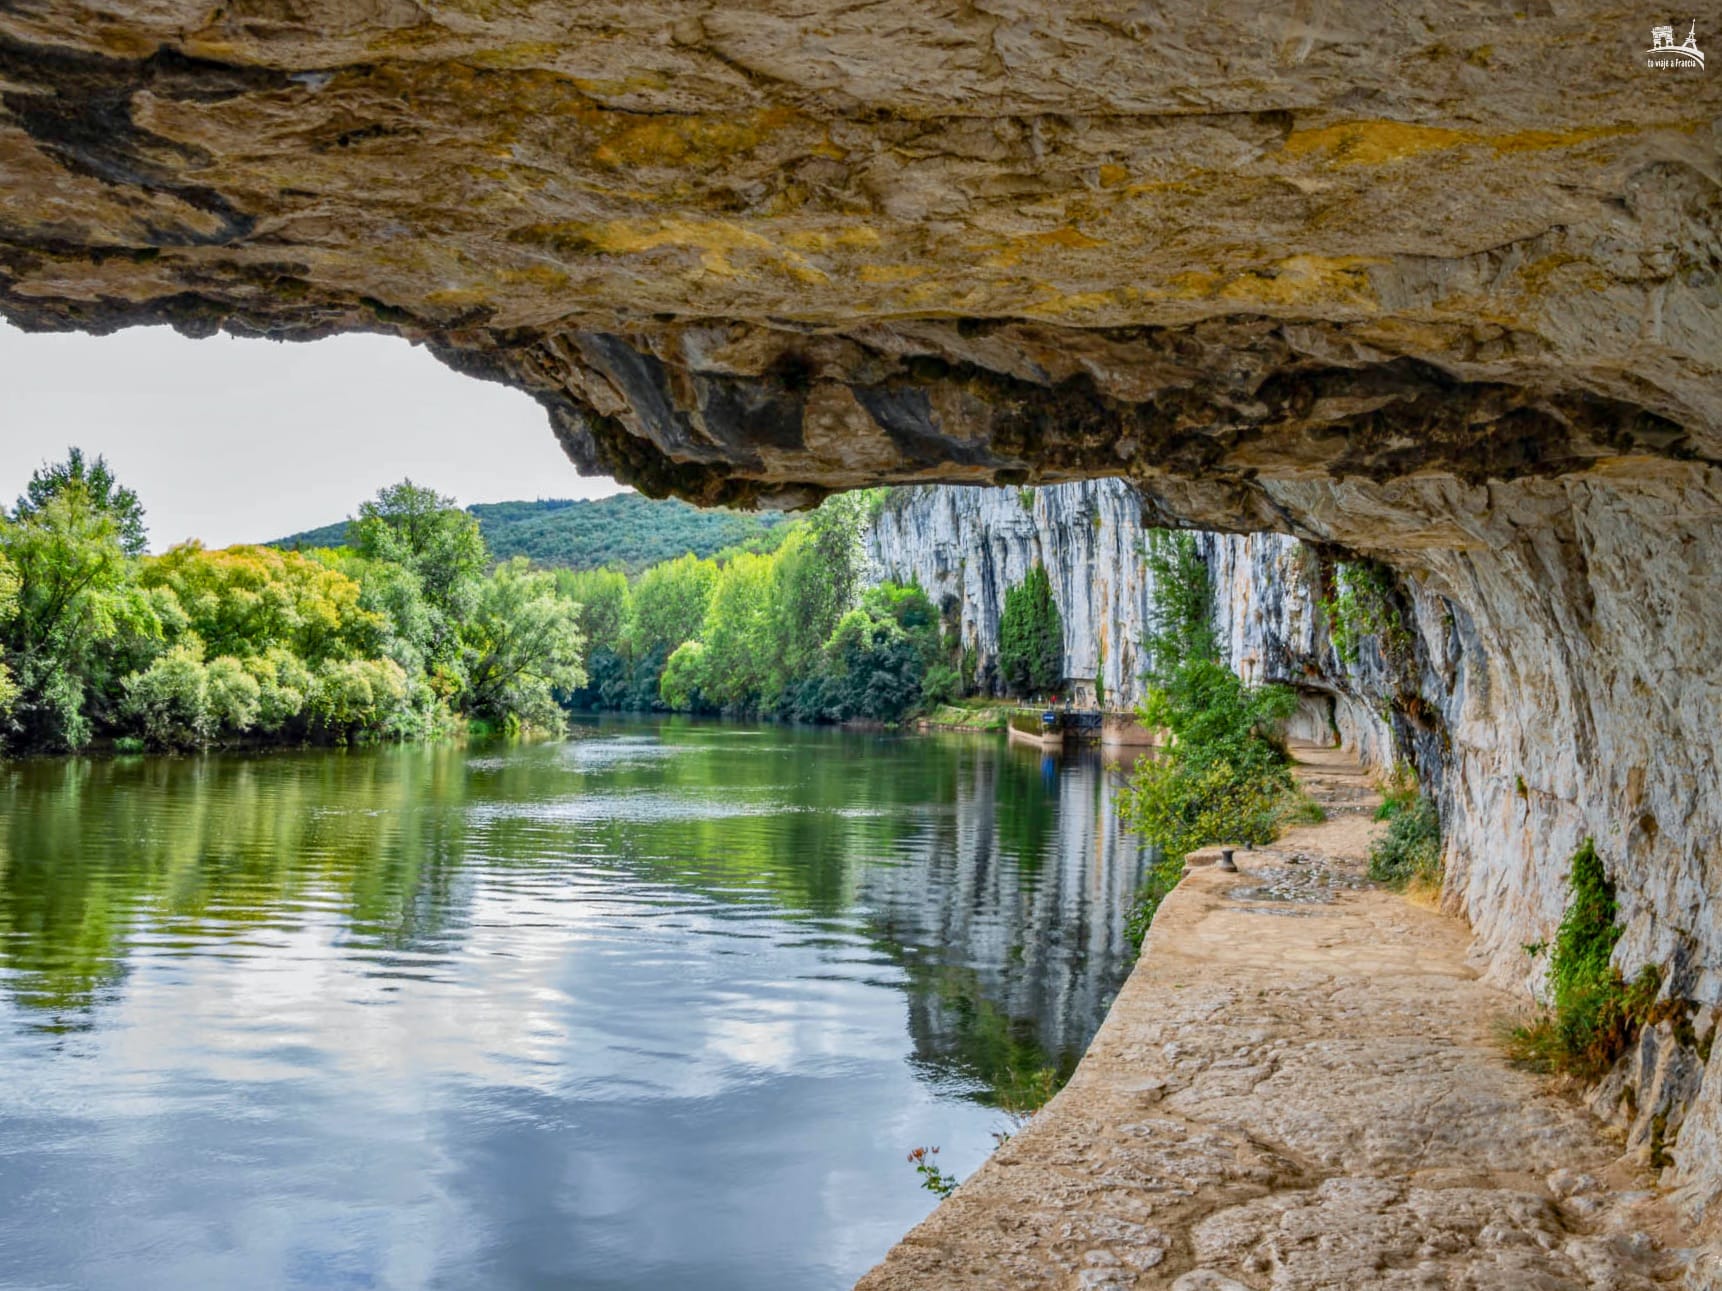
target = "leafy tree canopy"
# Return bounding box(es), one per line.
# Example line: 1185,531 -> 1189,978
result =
140,543 -> 383,665
998,564 -> 1063,698
351,481 -> 488,611
629,553 -> 719,661
461,558 -> 586,733
15,448 -> 149,558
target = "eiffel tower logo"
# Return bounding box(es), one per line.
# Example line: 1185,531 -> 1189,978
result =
1646,19 -> 1704,67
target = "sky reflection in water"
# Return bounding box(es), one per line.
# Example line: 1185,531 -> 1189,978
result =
0,721 -> 1150,1290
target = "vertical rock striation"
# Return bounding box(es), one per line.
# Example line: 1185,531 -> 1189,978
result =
865,477 -> 1722,1232
864,481 -> 1156,709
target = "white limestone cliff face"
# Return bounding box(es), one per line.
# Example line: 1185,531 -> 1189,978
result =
864,482 -> 1156,709
866,478 -> 1722,1241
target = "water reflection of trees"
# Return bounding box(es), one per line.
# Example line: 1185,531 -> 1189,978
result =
0,747 -> 477,1025
0,728 -> 1148,1088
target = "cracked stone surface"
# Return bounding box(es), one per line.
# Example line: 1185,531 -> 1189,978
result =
857,746 -> 1703,1289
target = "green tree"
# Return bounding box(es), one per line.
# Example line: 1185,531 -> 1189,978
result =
1120,531 -> 1302,936
629,553 -> 718,661
0,554 -> 19,722
307,657 -> 414,741
461,558 -> 587,733
658,639 -> 711,712
243,647 -> 316,733
998,564 -> 1063,697
859,581 -> 940,648
695,551 -> 776,712
557,568 -> 631,650
0,486 -> 156,749
557,567 -> 635,710
1142,528 -> 1215,669
16,447 -> 149,557
817,605 -> 925,723
139,543 -> 383,664
350,481 -> 488,663
320,549 -> 439,678
767,493 -> 869,689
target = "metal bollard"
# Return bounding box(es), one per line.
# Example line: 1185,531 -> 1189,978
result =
1218,848 -> 1238,872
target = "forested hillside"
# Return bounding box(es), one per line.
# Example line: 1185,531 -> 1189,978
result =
276,493 -> 788,571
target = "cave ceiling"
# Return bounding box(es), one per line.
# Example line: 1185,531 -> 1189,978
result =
1,2 -> 1717,530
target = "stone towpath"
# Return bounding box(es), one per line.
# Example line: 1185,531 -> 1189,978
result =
858,743 -> 1694,1290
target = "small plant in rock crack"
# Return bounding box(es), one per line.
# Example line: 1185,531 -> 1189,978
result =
906,1146 -> 958,1199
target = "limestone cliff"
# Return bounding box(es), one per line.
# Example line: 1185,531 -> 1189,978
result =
864,481 -> 1155,708
3,0 -> 1720,1242
869,479 -> 1722,1236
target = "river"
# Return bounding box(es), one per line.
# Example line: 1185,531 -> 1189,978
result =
0,721 -> 1151,1291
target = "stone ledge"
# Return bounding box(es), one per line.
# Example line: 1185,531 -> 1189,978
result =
856,752 -> 1697,1289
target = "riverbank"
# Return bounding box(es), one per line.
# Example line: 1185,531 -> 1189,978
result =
858,743 -> 1699,1289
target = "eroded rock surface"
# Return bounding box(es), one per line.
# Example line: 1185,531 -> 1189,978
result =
859,748 -> 1702,1290
1,3 -> 1716,507
3,0 -> 1721,1256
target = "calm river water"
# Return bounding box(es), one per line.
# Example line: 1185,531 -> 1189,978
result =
0,721 -> 1151,1291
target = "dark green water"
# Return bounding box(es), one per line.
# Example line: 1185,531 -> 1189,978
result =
0,720 -> 1151,1291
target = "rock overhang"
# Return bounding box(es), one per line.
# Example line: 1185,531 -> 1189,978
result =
11,0 -> 1722,1232
1,1 -> 1716,530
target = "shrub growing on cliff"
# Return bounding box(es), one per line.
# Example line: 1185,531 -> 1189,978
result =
1121,532 -> 1304,941
999,564 -> 1063,697
1367,773 -> 1442,891
1507,839 -> 1662,1079
1322,560 -> 1411,667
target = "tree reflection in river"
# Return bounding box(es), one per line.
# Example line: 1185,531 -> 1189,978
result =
0,722 -> 1152,1291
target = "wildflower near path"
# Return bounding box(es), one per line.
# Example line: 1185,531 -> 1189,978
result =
860,744 -> 1697,1290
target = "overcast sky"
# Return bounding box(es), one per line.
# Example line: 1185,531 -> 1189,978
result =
0,322 -> 623,551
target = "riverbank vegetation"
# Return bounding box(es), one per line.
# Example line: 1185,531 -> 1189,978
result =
568,491 -> 1063,722
0,453 -> 584,753
569,490 -> 941,722
0,457 -> 1087,754
1120,531 -> 1308,944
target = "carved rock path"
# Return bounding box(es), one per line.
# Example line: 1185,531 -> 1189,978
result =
860,744 -> 1701,1290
